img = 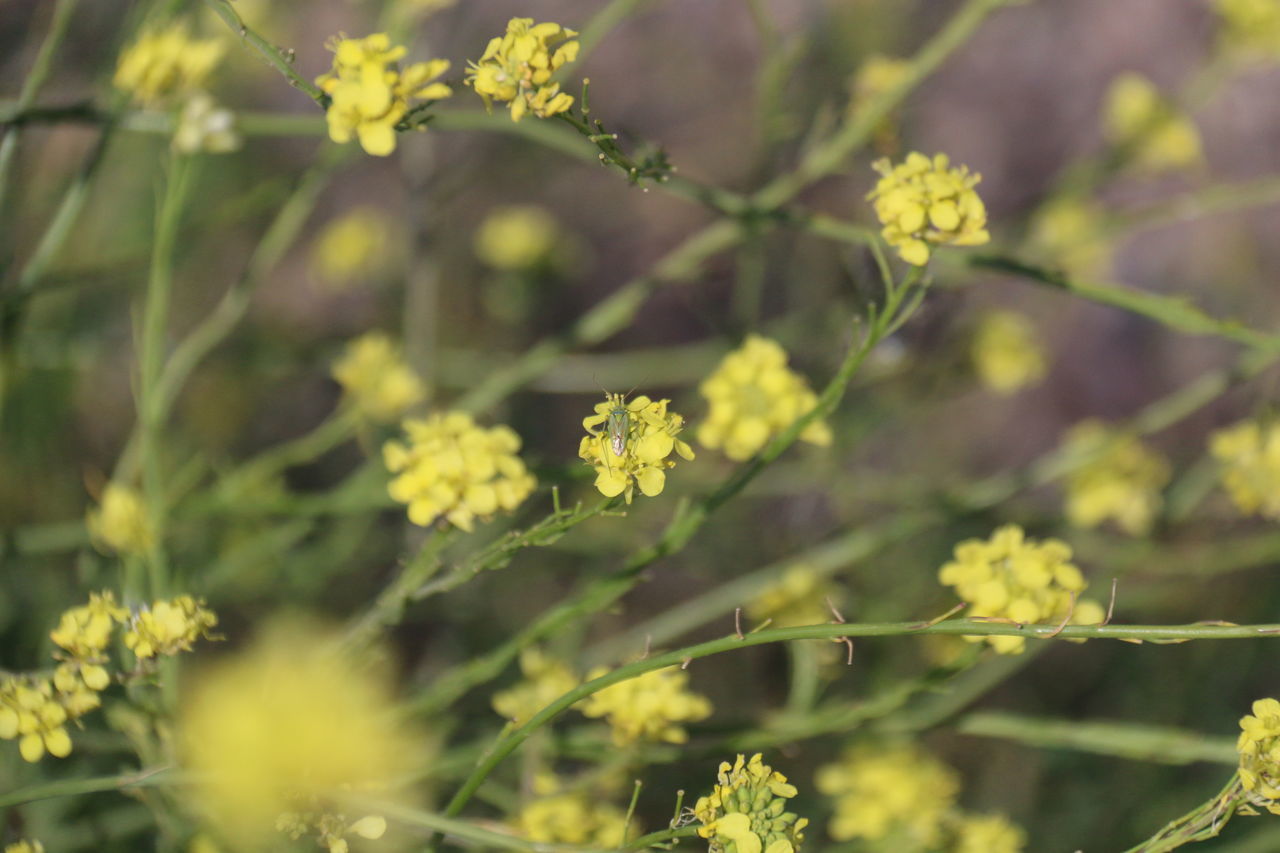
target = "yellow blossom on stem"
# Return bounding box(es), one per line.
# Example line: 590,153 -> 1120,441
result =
970,310 -> 1047,395
50,590 -> 128,704
1215,0 -> 1280,58
1238,698 -> 1280,812
315,33 -> 452,157
514,775 -> 631,846
1062,420 -> 1171,536
474,205 -> 559,270
87,482 -> 153,555
815,743 -> 957,845
124,595 -> 218,659
1102,73 -> 1202,173
694,753 -> 808,853
0,675 -> 73,762
578,665 -> 711,745
312,208 -> 396,289
867,152 -> 989,266
579,393 -> 695,503
697,336 -> 831,461
938,524 -> 1105,654
953,813 -> 1027,853
114,21 -> 224,107
384,411 -> 536,531
465,18 -> 580,122
1210,419 -> 1280,518
332,333 -> 426,423
491,648 -> 578,725
277,806 -> 388,853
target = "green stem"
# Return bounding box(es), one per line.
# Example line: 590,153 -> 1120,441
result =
343,527 -> 456,651
0,765 -> 174,809
199,0 -> 327,106
1122,775 -> 1246,853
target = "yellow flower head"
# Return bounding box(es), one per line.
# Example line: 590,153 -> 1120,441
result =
1028,195 -> 1112,281
474,205 -> 559,270
4,842 -> 44,853
465,18 -> 580,122
311,207 -> 396,289
815,743 -> 957,845
514,775 -> 631,847
697,336 -> 832,461
1062,420 -> 1171,536
867,152 -> 989,266
315,33 -> 452,157
50,590 -> 128,700
970,310 -> 1047,395
1102,73 -> 1202,173
693,753 -> 808,853
384,411 -> 536,531
180,617 -> 424,844
0,675 -> 72,762
1210,419 -> 1280,518
1239,698 -> 1280,811
953,813 -> 1027,853
114,21 -> 224,107
580,393 -> 694,503
332,333 -> 426,423
747,564 -> 839,630
491,648 -> 578,726
1215,0 -> 1280,58
173,92 -> 240,154
124,595 -> 218,659
578,665 -> 711,745
87,482 -> 153,555
938,524 -> 1105,654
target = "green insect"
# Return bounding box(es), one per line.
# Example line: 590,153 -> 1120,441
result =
584,389 -> 637,459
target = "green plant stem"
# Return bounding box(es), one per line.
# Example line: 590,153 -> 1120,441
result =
200,0 -> 326,105
344,527 -> 456,651
1122,776 -> 1246,853
0,765 -> 174,809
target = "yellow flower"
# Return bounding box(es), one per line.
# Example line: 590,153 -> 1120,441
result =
311,207 -> 395,289
1102,73 -> 1202,173
315,33 -> 452,156
1239,698 -> 1280,811
173,92 -> 240,154
697,336 -> 832,461
278,807 -> 388,853
0,676 -> 73,762
815,743 -> 957,845
124,595 -> 218,659
1215,0 -> 1280,58
50,590 -> 128,704
4,842 -> 44,853
491,648 -> 578,725
1028,195 -> 1112,281
938,524 -> 1105,654
87,482 -> 153,555
384,411 -> 536,531
1062,420 -> 1171,536
953,813 -> 1027,853
114,21 -> 224,107
747,564 -> 839,630
1210,419 -> 1280,518
474,205 -> 559,270
578,665 -> 711,745
970,310 -> 1047,395
849,55 -> 909,152
694,754 -> 808,853
332,333 -> 426,423
867,152 -> 990,266
465,18 -> 580,122
514,776 -> 631,847
180,617 -> 425,844
580,393 -> 695,503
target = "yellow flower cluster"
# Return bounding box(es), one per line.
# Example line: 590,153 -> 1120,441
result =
312,208 -> 396,289
514,775 -> 630,847
333,333 -> 426,423
384,411 -> 536,530
954,814 -> 1027,853
114,21 -> 224,107
1102,73 -> 1202,173
4,842 -> 43,853
277,808 -> 387,853
50,590 -> 127,715
580,393 -> 695,503
124,595 -> 218,659
697,336 -> 832,461
491,648 -> 578,725
747,564 -> 839,629
816,743 -> 958,845
466,18 -> 580,122
938,525 -> 1105,654
87,482 -> 153,555
1238,697 -> 1280,812
1029,196 -> 1112,281
970,311 -> 1047,396
0,676 -> 73,762
475,205 -> 560,270
867,152 -> 990,266
316,33 -> 452,157
1215,0 -> 1280,57
578,665 -> 711,745
1062,421 -> 1170,536
694,753 -> 808,853
1210,420 -> 1280,518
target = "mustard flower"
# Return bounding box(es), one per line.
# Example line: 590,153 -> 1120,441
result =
114,21 -> 224,107
491,648 -> 578,725
315,33 -> 452,157
578,665 -> 711,745
0,675 -> 72,762
1062,420 -> 1171,536
514,775 -> 630,847
867,152 -> 990,266
970,311 -> 1047,395
1102,73 -> 1202,173
815,743 -> 958,845
938,524 -> 1106,654
580,393 -> 694,503
1238,698 -> 1280,812
747,564 -> 840,630
1210,420 -> 1280,518
953,813 -> 1027,853
1028,195 -> 1112,281
124,595 -> 218,659
465,18 -> 580,122
694,753 -> 808,853
173,92 -> 240,154
312,208 -> 396,289
50,590 -> 127,704
277,808 -> 388,853
332,333 -> 426,423
4,842 -> 44,853
697,336 -> 832,461
1215,0 -> 1280,58
87,482 -> 153,555
474,205 -> 559,270
384,411 -> 536,530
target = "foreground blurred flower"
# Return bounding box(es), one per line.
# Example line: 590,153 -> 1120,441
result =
867,152 -> 989,266
114,21 -> 224,107
970,311 -> 1047,395
1215,0 -> 1280,58
1062,421 -> 1170,536
953,813 -> 1027,853
816,743 -> 957,845
580,393 -> 694,503
466,18 -> 580,122
384,411 -> 536,530
311,208 -> 396,289
938,524 -> 1105,654
514,774 -> 631,846
1210,420 -> 1280,519
474,205 -> 559,270
697,336 -> 831,461
4,842 -> 44,853
491,648 -> 578,725
578,665 -> 711,745
694,753 -> 808,853
1102,73 -> 1202,173
87,482 -> 153,555
316,33 -> 452,156
173,92 -> 240,154
333,333 -> 426,423
1238,698 -> 1280,812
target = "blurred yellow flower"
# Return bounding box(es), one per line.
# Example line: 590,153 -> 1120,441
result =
466,18 -> 580,122
87,482 -> 153,555
1210,419 -> 1280,518
1102,73 -> 1202,173
384,411 -> 536,530
578,665 -> 711,745
580,393 -> 694,503
938,524 -> 1105,654
953,813 -> 1027,853
1239,697 -> 1280,812
697,335 -> 832,461
747,564 -> 839,629
1028,195 -> 1112,281
474,205 -> 559,270
1215,0 -> 1280,58
1062,420 -> 1170,536
50,591 -> 127,707
124,595 -> 218,659
4,842 -> 44,853
173,92 -> 240,154
316,33 -> 452,156
491,648 -> 578,725
332,333 -> 426,423
514,775 -> 631,847
970,310 -> 1047,396
849,54 -> 909,152
311,207 -> 395,289
0,676 -> 72,762
114,21 -> 224,107
867,152 -> 989,266
694,753 -> 808,853
815,743 -> 957,845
